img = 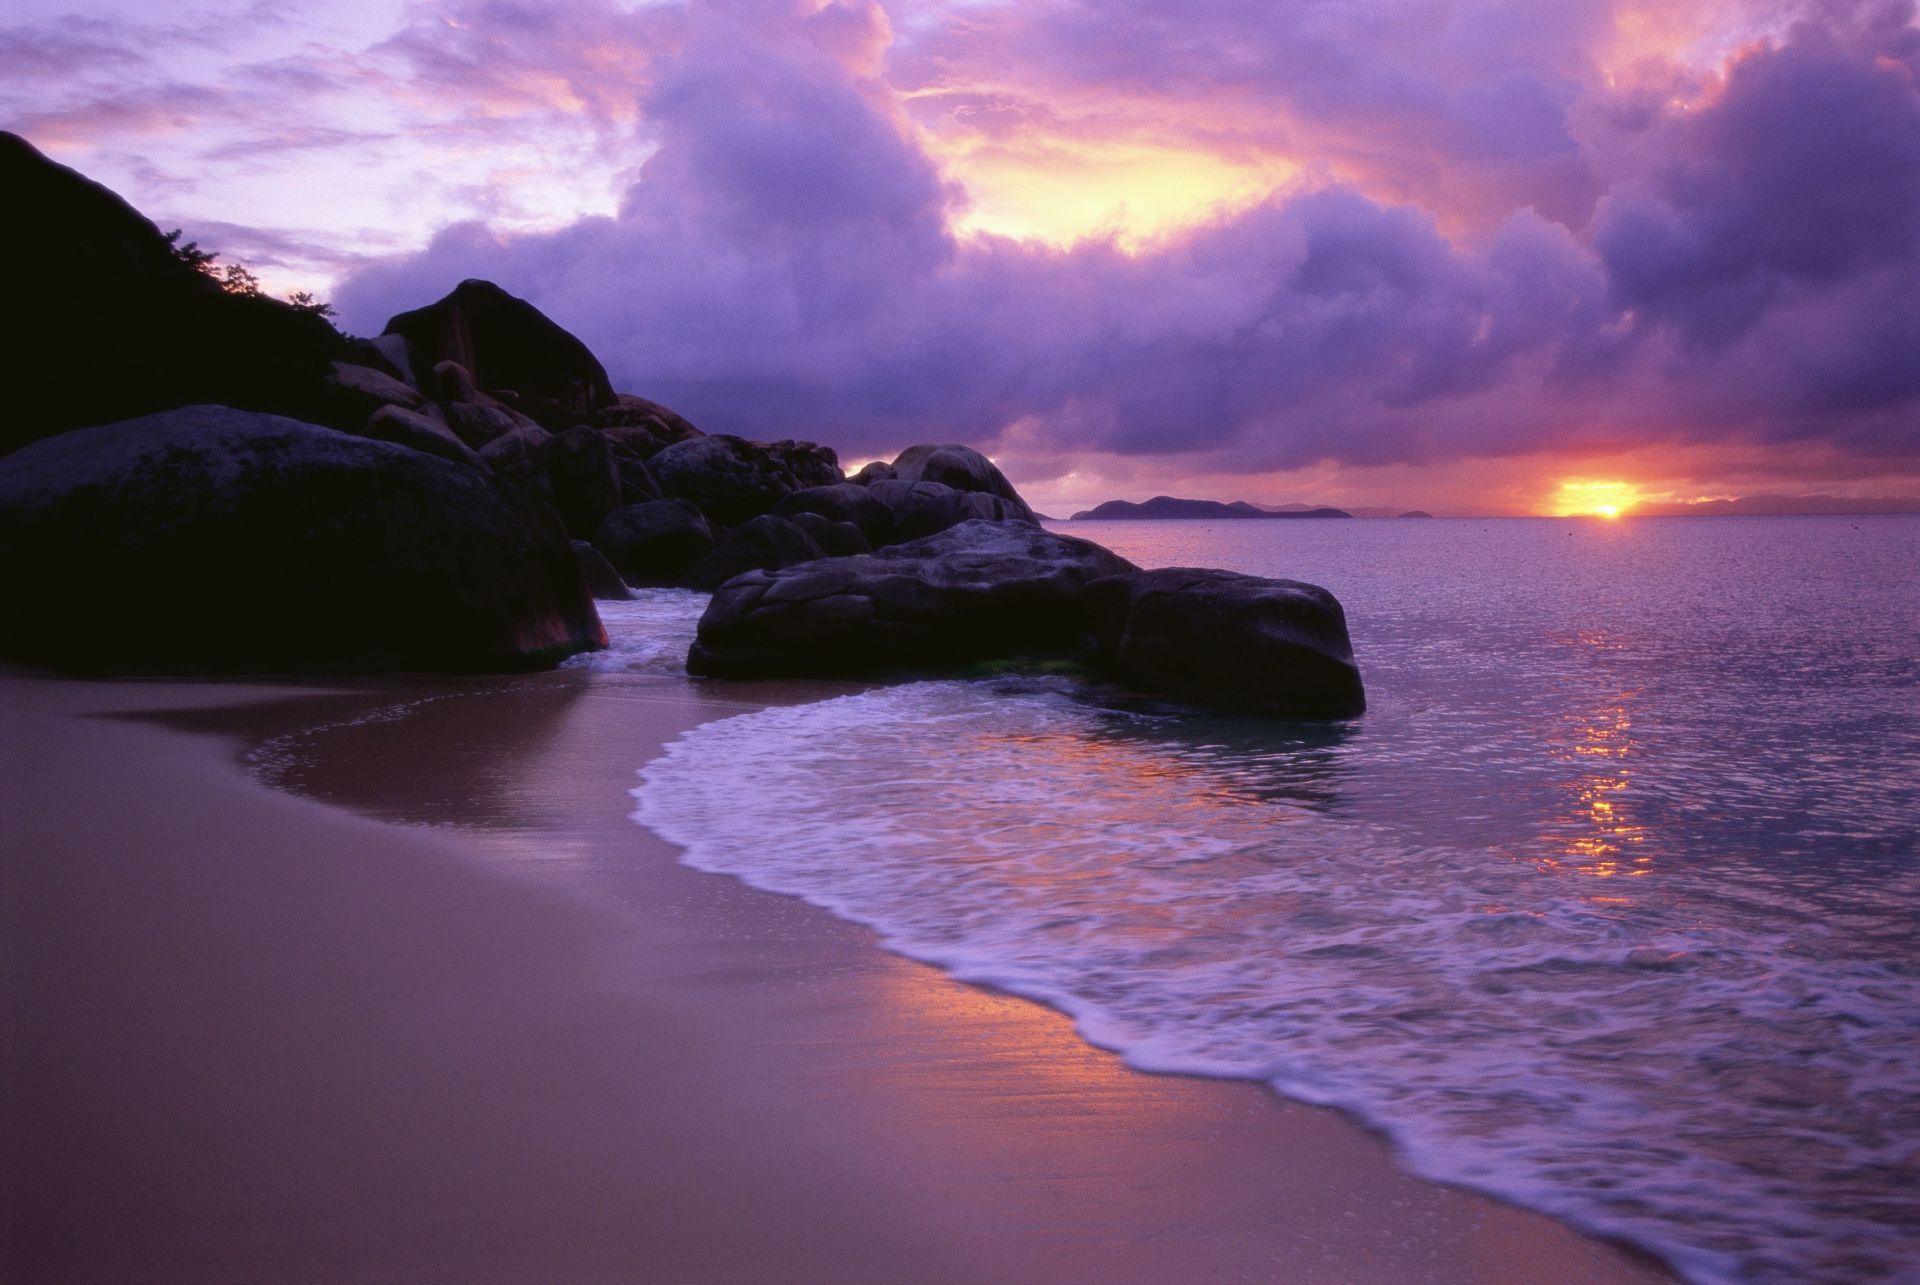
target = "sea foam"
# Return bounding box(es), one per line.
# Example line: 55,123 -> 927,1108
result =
633,676 -> 1920,1285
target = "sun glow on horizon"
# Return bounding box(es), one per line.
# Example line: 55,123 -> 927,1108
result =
1553,479 -> 1644,518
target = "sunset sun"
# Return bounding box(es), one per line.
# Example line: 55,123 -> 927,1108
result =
1554,480 -> 1642,519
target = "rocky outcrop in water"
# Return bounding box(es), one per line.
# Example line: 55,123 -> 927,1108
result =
593,500 -> 716,585
0,406 -> 606,674
688,520 -> 1137,677
0,140 -> 1366,708
1087,568 -> 1366,718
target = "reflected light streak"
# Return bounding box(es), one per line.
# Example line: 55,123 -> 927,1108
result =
1540,691 -> 1653,891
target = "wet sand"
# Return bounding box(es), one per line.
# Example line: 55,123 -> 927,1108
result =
1,667 -> 1673,1284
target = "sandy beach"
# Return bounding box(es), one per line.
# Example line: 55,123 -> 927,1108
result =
2,666 -> 1673,1284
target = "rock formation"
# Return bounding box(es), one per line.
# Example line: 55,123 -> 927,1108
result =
688,521 -> 1137,677
1087,569 -> 1366,718
0,406 -> 605,674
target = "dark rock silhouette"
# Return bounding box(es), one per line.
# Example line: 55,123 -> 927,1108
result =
0,406 -> 605,675
1071,496 -> 1353,520
541,426 -> 625,539
599,394 -> 703,444
648,434 -> 842,527
1399,510 -> 1436,519
784,512 -> 871,557
572,541 -> 634,601
865,480 -> 1035,543
688,520 -> 1137,677
684,514 -> 828,591
1087,569 -> 1365,718
773,482 -> 897,544
359,405 -> 485,470
593,499 -> 715,585
0,132 -> 348,454
382,280 -> 616,423
889,444 -> 1036,521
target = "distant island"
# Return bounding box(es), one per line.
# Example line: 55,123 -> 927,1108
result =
1072,496 -> 1352,520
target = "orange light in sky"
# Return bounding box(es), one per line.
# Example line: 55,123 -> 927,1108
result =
931,132 -> 1297,250
1553,479 -> 1643,518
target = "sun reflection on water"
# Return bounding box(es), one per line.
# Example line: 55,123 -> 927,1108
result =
1541,700 -> 1652,887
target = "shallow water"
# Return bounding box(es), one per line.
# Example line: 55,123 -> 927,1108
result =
630,516 -> 1920,1284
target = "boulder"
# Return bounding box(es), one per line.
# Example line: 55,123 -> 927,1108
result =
0,406 -> 605,674
1086,568 -> 1365,718
382,279 -> 615,419
849,461 -> 896,486
596,394 -> 703,444
684,515 -> 828,591
688,520 -> 1137,677
441,399 -> 543,450
785,512 -> 870,557
572,540 -> 633,601
364,333 -> 419,387
890,444 -> 1035,521
603,437 -> 664,505
648,434 -> 842,526
601,423 -> 671,461
1,131 -> 348,453
358,405 -> 485,470
320,361 -> 426,425
773,482 -> 895,544
431,359 -> 479,403
866,479 -> 1033,543
541,426 -> 624,539
478,424 -> 552,487
593,499 -> 714,586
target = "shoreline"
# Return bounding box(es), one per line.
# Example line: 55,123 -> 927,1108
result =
3,666 -> 1673,1283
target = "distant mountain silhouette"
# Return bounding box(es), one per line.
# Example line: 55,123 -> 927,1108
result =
1070,496 -> 1352,520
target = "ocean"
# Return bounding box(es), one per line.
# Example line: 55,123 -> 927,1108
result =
610,516 -> 1919,1284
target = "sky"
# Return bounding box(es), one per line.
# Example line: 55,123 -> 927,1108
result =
7,0 -> 1920,516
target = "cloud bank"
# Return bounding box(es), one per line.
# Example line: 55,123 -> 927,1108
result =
8,0 -> 1919,508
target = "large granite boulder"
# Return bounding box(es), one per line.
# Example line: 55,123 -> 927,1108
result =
596,394 -> 703,445
684,514 -> 827,591
0,406 -> 606,674
772,482 -> 896,545
865,479 -> 1034,543
541,426 -> 624,539
441,399 -> 542,449
477,423 -> 552,487
687,520 -> 1137,677
0,132 -> 348,453
593,499 -> 715,585
890,444 -> 1036,521
572,541 -> 633,601
358,405 -> 485,470
648,434 -> 842,527
1087,568 -> 1365,718
319,361 -> 426,425
382,279 -> 615,420
784,512 -> 870,557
